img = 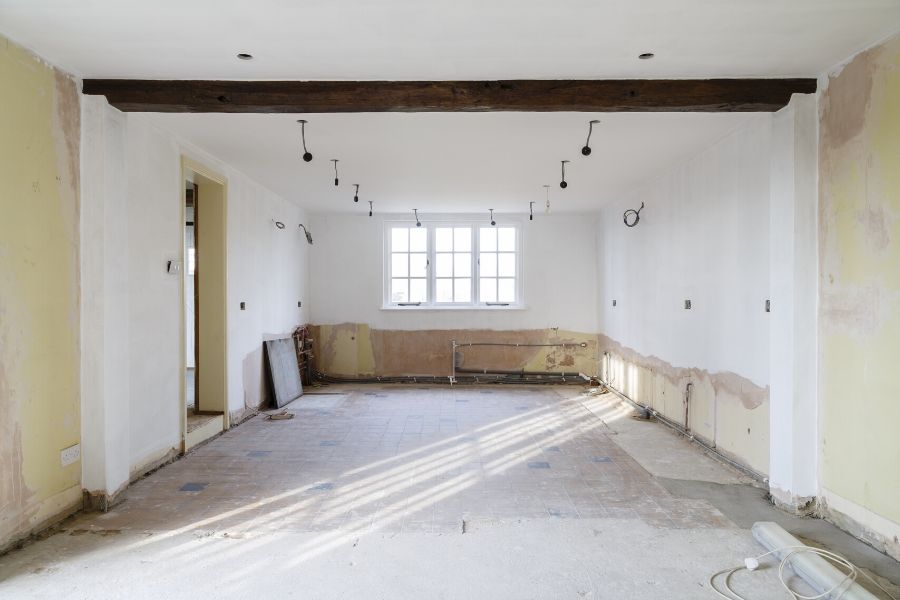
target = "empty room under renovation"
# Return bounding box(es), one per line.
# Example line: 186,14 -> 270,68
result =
1,2 -> 899,598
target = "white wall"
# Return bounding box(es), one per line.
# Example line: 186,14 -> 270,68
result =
597,114 -> 772,386
81,99 -> 309,495
309,213 -> 598,333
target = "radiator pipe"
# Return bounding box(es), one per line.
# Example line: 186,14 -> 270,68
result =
597,376 -> 767,483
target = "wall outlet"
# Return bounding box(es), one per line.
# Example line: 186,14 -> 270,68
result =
61,443 -> 81,467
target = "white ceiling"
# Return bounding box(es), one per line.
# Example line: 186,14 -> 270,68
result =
2,1 -> 898,214
149,112 -> 756,214
0,0 -> 898,80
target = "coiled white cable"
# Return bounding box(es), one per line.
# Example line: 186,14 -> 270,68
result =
709,545 -> 898,600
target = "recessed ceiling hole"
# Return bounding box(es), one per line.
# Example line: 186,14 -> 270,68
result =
236,53 -> 254,60
638,53 -> 655,60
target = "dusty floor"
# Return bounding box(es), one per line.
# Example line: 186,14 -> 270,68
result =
1,385 -> 897,599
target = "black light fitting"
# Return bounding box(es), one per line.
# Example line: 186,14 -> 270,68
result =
582,120 -> 600,156
529,201 -> 534,221
414,209 -> 421,227
331,159 -> 339,186
489,209 -> 496,226
297,120 -> 313,162
368,200 -> 373,217
560,160 -> 570,189
353,184 -> 359,202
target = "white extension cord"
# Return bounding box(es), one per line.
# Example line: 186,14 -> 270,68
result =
709,545 -> 898,600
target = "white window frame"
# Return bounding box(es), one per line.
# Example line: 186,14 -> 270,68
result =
382,218 -> 524,309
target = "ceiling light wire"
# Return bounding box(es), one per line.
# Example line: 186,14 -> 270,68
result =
353,184 -> 359,202
489,209 -> 496,226
413,209 -> 421,227
297,120 -> 312,162
560,160 -> 570,189
582,120 -> 600,156
529,201 -> 534,221
368,200 -> 373,217
331,159 -> 339,186
543,185 -> 551,214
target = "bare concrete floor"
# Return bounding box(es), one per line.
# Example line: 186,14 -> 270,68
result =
0,385 -> 897,599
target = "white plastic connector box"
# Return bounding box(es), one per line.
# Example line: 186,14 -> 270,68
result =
60,443 -> 81,466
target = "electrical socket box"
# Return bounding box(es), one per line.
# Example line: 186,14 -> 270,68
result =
61,443 -> 81,467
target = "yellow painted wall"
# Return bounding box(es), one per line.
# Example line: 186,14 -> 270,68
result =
819,33 -> 900,531
0,37 -> 82,548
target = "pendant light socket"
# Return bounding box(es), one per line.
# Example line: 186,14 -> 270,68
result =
353,184 -> 359,202
331,159 -> 339,186
582,120 -> 600,156
560,160 -> 570,189
489,209 -> 496,226
297,120 -> 313,162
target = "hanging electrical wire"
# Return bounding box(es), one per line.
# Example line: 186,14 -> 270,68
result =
413,209 -> 421,227
529,201 -> 534,221
581,120 -> 600,156
297,119 -> 313,162
543,185 -> 551,214
353,184 -> 359,202
489,209 -> 496,226
623,202 -> 644,227
368,200 -> 373,217
331,159 -> 339,186
560,160 -> 570,189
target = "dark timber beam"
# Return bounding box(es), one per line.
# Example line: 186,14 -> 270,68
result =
81,78 -> 817,113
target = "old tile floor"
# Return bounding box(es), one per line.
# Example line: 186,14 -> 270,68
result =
1,385 -> 897,599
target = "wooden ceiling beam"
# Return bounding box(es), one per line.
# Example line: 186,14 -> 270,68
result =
82,78 -> 816,113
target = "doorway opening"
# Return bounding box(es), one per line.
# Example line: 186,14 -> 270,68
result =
182,158 -> 229,451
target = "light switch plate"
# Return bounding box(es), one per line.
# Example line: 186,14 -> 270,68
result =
61,443 -> 81,466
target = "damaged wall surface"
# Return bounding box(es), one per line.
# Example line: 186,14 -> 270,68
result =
308,214 -> 599,377
595,115 -> 774,475
818,32 -> 900,560
0,36 -> 82,550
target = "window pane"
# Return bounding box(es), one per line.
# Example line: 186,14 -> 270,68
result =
454,227 -> 471,251
498,227 -> 516,251
436,278 -> 453,302
436,228 -> 453,252
391,253 -> 408,277
410,253 -> 428,277
498,278 -> 516,302
409,279 -> 427,303
480,227 -> 496,252
409,228 -> 427,252
436,253 -> 453,277
391,279 -> 408,303
391,228 -> 408,252
480,253 -> 497,277
480,278 -> 496,302
454,253 -> 471,277
454,278 -> 471,303
498,253 -> 516,277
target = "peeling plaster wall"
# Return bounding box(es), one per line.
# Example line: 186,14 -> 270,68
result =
596,115 -> 773,475
308,214 -> 599,377
80,102 -> 309,495
0,36 -> 82,550
818,32 -> 900,560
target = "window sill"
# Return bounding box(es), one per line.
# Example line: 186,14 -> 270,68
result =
380,304 -> 527,311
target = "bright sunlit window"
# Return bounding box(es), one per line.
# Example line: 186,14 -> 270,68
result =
384,221 -> 521,308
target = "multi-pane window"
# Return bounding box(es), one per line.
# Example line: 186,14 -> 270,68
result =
478,227 -> 517,303
386,222 -> 520,307
435,227 -> 472,303
390,226 -> 428,303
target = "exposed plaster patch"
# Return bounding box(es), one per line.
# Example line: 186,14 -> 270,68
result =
820,286 -> 882,334
820,46 -> 875,151
597,334 -> 768,411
